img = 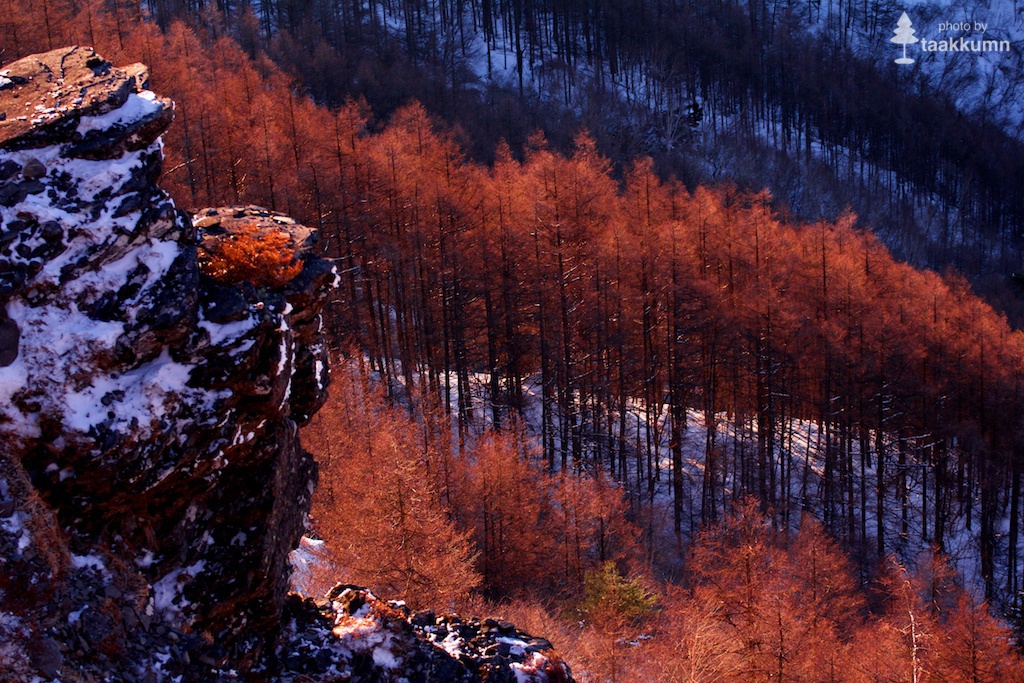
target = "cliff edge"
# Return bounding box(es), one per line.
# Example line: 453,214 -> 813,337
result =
0,47 -> 572,683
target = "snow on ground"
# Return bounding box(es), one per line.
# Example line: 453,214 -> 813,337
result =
798,0 -> 1024,137
290,536 -> 327,595
321,357 -> 1006,604
151,560 -> 206,624
368,0 -> 1024,142
76,91 -> 163,135
0,612 -> 35,680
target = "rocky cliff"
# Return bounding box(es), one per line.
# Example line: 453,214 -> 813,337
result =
0,45 -> 334,678
0,47 -> 573,682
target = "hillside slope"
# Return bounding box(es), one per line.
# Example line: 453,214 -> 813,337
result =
162,0 -> 1024,310
0,46 -> 572,682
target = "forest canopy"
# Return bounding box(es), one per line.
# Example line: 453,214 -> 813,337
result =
4,0 -> 1023,603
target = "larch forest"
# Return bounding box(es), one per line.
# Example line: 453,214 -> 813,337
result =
5,0 -> 1024,680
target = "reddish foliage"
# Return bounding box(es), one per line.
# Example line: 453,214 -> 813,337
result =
199,221 -> 303,288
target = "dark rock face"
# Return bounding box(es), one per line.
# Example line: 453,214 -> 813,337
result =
0,47 -> 573,683
0,47 -> 336,679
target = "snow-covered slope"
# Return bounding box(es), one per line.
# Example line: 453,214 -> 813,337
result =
802,0 -> 1024,137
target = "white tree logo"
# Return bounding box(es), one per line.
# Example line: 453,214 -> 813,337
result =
891,12 -> 919,64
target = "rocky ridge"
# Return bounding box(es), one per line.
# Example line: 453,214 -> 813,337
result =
0,47 -> 573,682
278,587 -> 571,683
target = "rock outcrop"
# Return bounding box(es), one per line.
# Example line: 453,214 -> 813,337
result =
277,587 -> 571,683
0,46 -> 572,683
0,45 -> 334,679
